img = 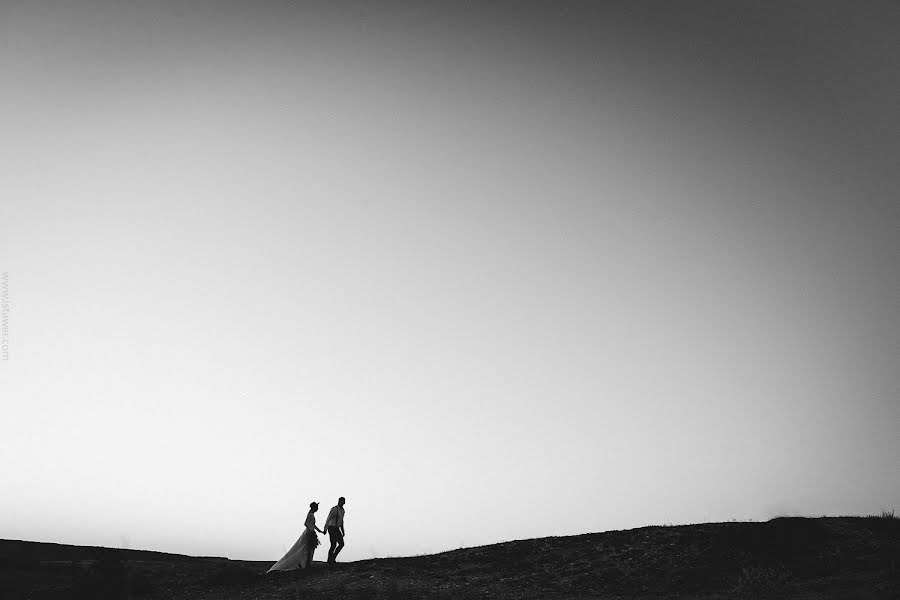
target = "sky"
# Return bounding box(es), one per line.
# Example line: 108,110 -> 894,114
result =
0,1 -> 897,562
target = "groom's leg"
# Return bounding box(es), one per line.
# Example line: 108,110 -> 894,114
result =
332,528 -> 344,561
327,527 -> 338,563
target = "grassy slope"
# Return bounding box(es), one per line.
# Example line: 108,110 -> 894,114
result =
2,516 -> 898,599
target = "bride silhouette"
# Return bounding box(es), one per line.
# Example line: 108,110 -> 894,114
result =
267,501 -> 326,572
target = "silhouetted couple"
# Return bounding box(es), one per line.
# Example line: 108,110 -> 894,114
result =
266,497 -> 346,573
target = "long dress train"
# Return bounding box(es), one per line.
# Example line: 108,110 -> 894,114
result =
267,511 -> 320,572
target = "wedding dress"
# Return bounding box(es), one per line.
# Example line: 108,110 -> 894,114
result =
266,510 -> 320,572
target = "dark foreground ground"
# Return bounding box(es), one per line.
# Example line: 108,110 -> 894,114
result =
2,516 -> 898,599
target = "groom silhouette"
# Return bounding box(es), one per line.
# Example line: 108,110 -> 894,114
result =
324,497 -> 346,564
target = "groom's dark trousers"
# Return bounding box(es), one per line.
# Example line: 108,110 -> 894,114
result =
327,526 -> 344,563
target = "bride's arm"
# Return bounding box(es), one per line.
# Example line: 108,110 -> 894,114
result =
307,513 -> 325,534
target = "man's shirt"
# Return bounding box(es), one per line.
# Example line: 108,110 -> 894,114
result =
324,505 -> 344,529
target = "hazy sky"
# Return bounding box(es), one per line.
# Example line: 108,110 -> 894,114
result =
1,1 -> 897,562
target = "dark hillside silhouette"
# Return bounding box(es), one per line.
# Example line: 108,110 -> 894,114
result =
2,516 -> 897,599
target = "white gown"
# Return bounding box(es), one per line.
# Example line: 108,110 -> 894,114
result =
267,511 -> 319,572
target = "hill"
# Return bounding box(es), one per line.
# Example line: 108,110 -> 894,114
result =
2,516 -> 897,599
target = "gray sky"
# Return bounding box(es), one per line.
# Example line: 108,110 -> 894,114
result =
1,1 -> 897,561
